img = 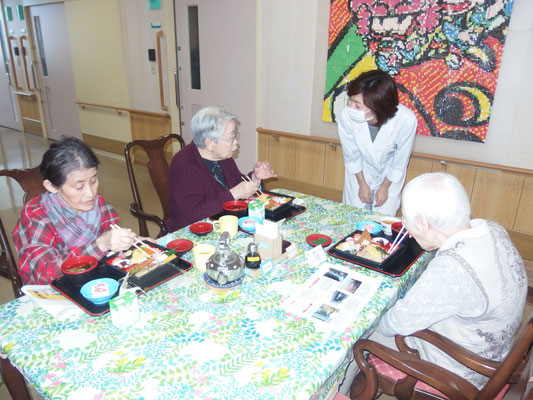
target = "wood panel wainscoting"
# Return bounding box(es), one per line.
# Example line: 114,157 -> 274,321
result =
77,101 -> 172,163
15,92 -> 43,135
257,127 -> 533,261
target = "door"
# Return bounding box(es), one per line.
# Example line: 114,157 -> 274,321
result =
174,0 -> 256,171
0,18 -> 19,130
28,3 -> 81,141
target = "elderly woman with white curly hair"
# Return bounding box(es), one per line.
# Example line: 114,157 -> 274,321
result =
373,172 -> 526,388
166,106 -> 276,231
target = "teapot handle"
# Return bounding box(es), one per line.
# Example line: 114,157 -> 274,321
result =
218,231 -> 230,250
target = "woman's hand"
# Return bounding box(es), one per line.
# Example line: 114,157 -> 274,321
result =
96,226 -> 136,253
358,183 -> 372,204
252,161 -> 277,182
356,172 -> 372,203
375,179 -> 391,207
230,180 -> 260,200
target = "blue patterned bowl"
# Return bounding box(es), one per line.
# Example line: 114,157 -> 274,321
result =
80,278 -> 119,305
355,220 -> 383,235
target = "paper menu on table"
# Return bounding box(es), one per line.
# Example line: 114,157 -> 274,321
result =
282,262 -> 383,331
22,285 -> 84,320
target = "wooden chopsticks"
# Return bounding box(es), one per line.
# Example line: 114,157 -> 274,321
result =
110,224 -> 151,258
241,175 -> 265,195
388,226 -> 408,254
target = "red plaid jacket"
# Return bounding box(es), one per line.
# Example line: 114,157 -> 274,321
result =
13,194 -> 119,285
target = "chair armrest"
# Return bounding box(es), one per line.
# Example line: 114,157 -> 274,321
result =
353,338 -> 479,400
129,203 -> 168,238
400,330 -> 500,376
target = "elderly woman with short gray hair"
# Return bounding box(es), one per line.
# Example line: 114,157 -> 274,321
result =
166,106 -> 276,231
13,136 -> 137,285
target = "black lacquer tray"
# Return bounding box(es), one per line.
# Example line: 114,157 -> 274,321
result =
51,263 -> 126,316
210,204 -> 306,226
51,242 -> 192,315
327,230 -> 424,277
101,241 -> 193,291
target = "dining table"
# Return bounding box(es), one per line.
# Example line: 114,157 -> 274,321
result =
0,189 -> 432,400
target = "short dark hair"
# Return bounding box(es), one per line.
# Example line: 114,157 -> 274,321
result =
347,70 -> 399,127
40,136 -> 100,187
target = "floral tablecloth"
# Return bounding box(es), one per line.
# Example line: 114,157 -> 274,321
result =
0,190 -> 431,400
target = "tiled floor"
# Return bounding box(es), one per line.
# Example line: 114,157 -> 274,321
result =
0,127 -> 531,399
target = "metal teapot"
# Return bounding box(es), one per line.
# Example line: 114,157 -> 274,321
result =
206,232 -> 244,285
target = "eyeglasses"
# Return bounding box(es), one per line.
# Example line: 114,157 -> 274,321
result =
218,129 -> 240,143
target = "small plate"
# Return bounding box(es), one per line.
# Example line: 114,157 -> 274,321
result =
189,222 -> 214,236
355,220 -> 383,235
306,234 -> 332,247
167,239 -> 194,253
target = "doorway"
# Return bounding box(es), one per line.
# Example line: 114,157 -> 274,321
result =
174,0 -> 256,171
0,18 -> 19,130
28,2 -> 81,141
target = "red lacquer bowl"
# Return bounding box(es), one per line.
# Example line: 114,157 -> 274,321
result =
222,200 -> 248,213
392,222 -> 404,234
61,255 -> 99,284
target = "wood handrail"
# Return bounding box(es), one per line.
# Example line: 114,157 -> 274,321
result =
156,30 -> 167,112
257,127 -> 341,146
256,127 -> 533,177
75,101 -> 170,118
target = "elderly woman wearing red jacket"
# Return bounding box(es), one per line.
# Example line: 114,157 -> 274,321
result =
14,137 -> 137,285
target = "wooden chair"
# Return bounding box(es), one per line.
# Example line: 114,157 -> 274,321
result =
0,166 -> 45,204
0,166 -> 45,298
124,134 -> 185,238
343,315 -> 533,400
0,165 -> 44,400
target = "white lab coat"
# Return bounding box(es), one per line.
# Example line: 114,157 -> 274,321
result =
338,104 -> 417,216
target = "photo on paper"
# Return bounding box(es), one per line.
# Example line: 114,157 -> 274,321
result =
323,268 -> 348,282
330,290 -> 348,305
312,304 -> 339,322
342,278 -> 362,294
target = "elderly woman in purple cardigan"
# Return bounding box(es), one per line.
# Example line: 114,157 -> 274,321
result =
166,106 -> 276,231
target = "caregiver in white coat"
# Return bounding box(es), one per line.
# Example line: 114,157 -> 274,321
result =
338,70 -> 417,216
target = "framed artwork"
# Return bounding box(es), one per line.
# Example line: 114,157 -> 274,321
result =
323,0 -> 515,142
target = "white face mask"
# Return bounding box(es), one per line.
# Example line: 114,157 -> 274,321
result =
345,107 -> 374,123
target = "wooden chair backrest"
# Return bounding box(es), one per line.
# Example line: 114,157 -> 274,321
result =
0,166 -> 45,297
124,134 -> 185,234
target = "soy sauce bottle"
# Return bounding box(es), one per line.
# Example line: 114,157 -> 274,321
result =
244,242 -> 261,271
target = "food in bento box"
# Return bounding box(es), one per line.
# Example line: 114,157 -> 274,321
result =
106,243 -> 176,277
254,193 -> 291,211
357,244 -> 390,263
335,231 -> 397,263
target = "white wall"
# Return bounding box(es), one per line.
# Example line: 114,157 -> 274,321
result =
259,0 -> 533,170
258,0 -> 318,134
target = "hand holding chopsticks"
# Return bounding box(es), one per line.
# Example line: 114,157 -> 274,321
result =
109,224 -> 150,258
241,175 -> 264,195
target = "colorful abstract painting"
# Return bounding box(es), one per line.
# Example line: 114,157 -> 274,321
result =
323,0 -> 515,142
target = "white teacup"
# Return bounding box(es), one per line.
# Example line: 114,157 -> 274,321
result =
192,244 -> 216,272
213,215 -> 238,237
380,217 -> 401,236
